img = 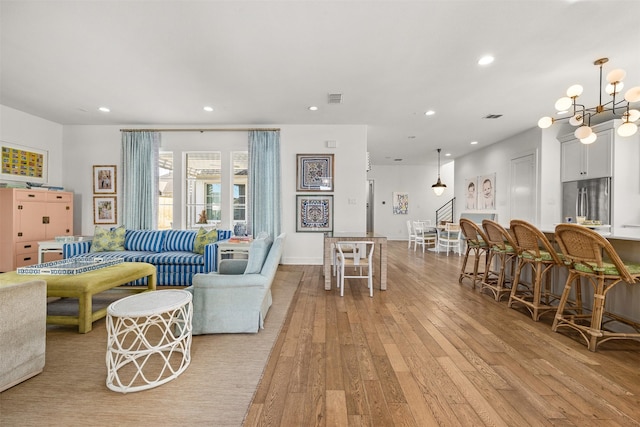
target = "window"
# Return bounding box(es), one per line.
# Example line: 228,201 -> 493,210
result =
186,152 -> 221,229
233,152 -> 248,223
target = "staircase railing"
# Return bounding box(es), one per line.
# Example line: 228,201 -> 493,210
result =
435,197 -> 455,225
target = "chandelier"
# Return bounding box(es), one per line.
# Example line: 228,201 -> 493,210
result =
431,148 -> 446,196
538,57 -> 640,144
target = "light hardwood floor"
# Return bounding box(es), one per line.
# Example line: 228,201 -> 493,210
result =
246,241 -> 640,426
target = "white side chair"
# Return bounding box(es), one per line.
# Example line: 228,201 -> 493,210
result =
406,220 -> 417,249
437,223 -> 462,256
335,241 -> 375,297
332,242 -> 358,276
414,220 -> 437,252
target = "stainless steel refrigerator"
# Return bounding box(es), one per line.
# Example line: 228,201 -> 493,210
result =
562,177 -> 611,225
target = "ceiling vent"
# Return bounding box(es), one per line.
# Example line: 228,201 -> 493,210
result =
483,114 -> 503,119
328,93 -> 343,104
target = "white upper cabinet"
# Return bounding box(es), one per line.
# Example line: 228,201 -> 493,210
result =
560,122 -> 613,182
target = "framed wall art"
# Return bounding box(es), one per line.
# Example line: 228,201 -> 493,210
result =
392,192 -> 408,214
465,177 -> 478,210
93,165 -> 116,194
479,173 -> 496,210
93,196 -> 117,224
296,154 -> 334,192
1,142 -> 48,184
296,195 -> 333,232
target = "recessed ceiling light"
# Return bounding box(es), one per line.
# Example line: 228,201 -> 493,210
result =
308,106 -> 318,111
425,110 -> 435,116
470,141 -> 478,145
478,55 -> 494,66
445,153 -> 451,156
98,106 -> 110,113
203,106 -> 214,112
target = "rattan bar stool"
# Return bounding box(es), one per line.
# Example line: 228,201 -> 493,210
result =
508,220 -> 564,321
459,218 -> 490,288
481,220 -> 518,301
552,224 -> 640,351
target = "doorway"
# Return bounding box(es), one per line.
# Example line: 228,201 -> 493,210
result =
510,151 -> 537,223
366,180 -> 374,233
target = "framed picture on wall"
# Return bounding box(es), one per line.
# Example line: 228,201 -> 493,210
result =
1,142 -> 48,184
392,192 -> 408,214
93,196 -> 117,224
465,177 -> 478,210
296,154 -> 334,192
296,195 -> 333,232
478,173 -> 496,210
93,165 -> 116,194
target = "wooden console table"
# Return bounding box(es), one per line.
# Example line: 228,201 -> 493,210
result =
323,232 -> 387,291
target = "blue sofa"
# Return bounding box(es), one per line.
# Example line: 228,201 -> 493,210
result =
63,229 -> 232,286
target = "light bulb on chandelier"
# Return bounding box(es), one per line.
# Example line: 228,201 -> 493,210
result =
538,58 -> 640,143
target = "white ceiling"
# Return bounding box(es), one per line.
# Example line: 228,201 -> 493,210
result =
2,0 -> 639,168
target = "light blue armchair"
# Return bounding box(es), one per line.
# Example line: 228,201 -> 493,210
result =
187,233 -> 286,334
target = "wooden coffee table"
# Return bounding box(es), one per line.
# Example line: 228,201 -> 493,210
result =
0,262 -> 156,333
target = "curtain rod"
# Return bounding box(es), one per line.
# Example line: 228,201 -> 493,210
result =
120,127 -> 280,132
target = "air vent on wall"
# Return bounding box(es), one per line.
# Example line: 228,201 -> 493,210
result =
483,114 -> 503,119
328,93 -> 343,104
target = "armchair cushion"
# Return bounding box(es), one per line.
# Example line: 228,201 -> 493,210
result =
244,234 -> 273,274
90,225 -> 125,252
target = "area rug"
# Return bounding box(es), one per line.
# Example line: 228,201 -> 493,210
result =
0,269 -> 302,427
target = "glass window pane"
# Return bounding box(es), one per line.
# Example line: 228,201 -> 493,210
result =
233,152 -> 248,223
186,152 -> 221,229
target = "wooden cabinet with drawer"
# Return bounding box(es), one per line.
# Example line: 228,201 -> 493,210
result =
0,188 -> 73,272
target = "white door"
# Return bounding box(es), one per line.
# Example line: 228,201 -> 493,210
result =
510,152 -> 537,223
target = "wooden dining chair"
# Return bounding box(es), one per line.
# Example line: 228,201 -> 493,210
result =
552,224 -> 640,351
414,220 -> 437,252
335,241 -> 375,297
406,220 -> 417,249
436,222 -> 462,256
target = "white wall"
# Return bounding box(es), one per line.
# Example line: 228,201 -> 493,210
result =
454,126 -> 557,227
0,105 -> 64,186
61,123 -> 368,265
366,162 -> 454,240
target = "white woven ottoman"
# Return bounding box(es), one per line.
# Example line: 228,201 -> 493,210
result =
106,290 -> 192,393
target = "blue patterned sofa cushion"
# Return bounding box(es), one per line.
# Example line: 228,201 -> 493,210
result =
164,230 -> 197,252
137,251 -> 204,266
125,230 -> 166,252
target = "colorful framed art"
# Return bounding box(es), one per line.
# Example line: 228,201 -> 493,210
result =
93,196 -> 117,224
93,165 -> 116,194
296,154 -> 334,192
0,142 -> 48,184
296,195 -> 333,232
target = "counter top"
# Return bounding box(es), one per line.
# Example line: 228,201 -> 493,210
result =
540,225 -> 640,242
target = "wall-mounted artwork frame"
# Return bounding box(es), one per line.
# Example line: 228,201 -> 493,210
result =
0,141 -> 48,184
93,165 -> 116,194
392,192 -> 408,214
296,154 -> 334,192
296,195 -> 333,232
465,177 -> 478,210
478,173 -> 496,210
93,196 -> 117,224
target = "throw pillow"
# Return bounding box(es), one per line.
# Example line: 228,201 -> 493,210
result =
194,227 -> 217,255
125,230 -> 166,252
244,234 -> 273,275
90,226 -> 126,252
164,229 -> 197,252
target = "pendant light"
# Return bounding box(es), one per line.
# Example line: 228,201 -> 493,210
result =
432,148 -> 446,196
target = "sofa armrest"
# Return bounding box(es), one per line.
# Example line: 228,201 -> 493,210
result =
63,241 -> 92,258
218,259 -> 248,275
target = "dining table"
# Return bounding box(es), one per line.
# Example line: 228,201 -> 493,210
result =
323,232 -> 388,291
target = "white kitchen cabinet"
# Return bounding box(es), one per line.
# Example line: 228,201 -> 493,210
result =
560,122 -> 613,182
